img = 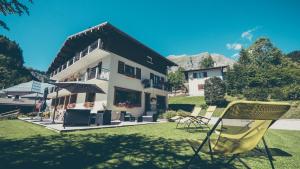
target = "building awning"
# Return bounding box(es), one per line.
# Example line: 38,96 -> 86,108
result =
52,82 -> 105,94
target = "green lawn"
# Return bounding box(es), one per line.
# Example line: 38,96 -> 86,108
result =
169,96 -> 205,106
1,120 -> 300,169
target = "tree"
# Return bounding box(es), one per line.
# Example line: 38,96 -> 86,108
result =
226,37 -> 300,100
200,55 -> 215,68
0,35 -> 33,88
204,77 -> 226,106
167,67 -> 185,93
0,0 -> 32,30
287,51 -> 300,63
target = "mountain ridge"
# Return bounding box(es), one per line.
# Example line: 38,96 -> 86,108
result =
167,52 -> 236,70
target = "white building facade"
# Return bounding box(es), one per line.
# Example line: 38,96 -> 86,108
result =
185,66 -> 227,96
47,22 -> 176,120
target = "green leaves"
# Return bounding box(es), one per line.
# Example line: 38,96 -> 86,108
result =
226,37 -> 300,100
204,77 -> 226,106
200,55 -> 215,68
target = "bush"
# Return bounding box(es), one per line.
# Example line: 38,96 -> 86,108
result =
163,110 -> 190,121
284,84 -> 300,100
244,88 -> 269,101
204,77 -> 226,106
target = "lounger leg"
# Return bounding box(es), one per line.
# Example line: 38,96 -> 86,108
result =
227,154 -> 238,164
262,137 -> 275,169
176,119 -> 181,128
208,138 -> 214,161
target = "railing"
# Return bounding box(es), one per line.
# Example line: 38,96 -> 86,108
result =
51,38 -> 103,77
142,79 -> 170,91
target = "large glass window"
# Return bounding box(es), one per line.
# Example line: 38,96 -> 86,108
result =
114,87 -> 141,107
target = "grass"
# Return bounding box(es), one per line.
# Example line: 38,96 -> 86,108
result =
169,96 -> 205,106
1,120 -> 300,169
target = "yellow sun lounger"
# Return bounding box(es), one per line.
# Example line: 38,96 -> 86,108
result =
185,101 -> 291,169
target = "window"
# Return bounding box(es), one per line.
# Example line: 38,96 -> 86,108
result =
203,72 -> 208,77
125,64 -> 135,77
136,67 -> 141,79
64,95 -> 70,107
193,73 -> 198,78
147,56 -> 153,64
118,61 -> 125,74
114,87 -> 141,107
118,60 -> 141,79
68,58 -> 74,66
198,73 -> 202,78
59,97 -> 65,105
70,94 -> 77,104
87,66 -> 97,80
85,93 -> 96,102
51,98 -> 58,106
198,84 -> 204,90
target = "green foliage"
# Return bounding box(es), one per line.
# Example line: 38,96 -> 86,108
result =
200,55 -> 215,68
226,37 -> 300,100
163,110 -> 190,121
287,50 -> 300,63
0,35 -> 33,88
167,67 -> 185,91
204,77 -> 226,106
0,0 -> 32,30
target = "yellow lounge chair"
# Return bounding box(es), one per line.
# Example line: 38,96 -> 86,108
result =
172,107 -> 202,128
185,101 -> 291,169
187,106 -> 216,129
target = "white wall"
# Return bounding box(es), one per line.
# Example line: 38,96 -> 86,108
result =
107,52 -> 168,117
188,69 -> 223,96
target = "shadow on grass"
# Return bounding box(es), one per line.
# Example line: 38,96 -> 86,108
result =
0,133 -> 242,169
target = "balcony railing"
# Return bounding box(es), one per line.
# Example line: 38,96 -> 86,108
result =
51,38 -> 103,77
142,79 -> 170,91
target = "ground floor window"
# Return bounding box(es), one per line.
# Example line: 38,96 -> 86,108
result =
70,94 -> 77,104
114,87 -> 141,108
85,93 -> 96,102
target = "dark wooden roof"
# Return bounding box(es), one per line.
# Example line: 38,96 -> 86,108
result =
184,66 -> 228,72
47,22 -> 177,74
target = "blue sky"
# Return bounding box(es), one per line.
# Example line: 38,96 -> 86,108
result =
1,0 -> 300,71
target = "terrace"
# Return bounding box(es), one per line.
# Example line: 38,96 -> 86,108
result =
50,39 -> 110,81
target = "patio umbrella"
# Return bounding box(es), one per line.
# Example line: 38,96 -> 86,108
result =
50,82 -> 105,123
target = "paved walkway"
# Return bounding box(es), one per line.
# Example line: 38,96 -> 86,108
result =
209,117 -> 300,131
19,118 -> 165,133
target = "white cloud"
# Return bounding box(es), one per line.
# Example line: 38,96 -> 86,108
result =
231,53 -> 240,59
226,43 -> 242,50
241,27 -> 260,41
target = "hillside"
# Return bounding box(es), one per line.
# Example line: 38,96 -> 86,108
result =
167,52 -> 235,70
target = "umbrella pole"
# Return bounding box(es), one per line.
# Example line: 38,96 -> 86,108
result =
52,88 -> 59,124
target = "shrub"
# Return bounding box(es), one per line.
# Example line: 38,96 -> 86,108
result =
163,110 -> 190,121
284,84 -> 300,100
244,88 -> 269,101
204,77 -> 226,106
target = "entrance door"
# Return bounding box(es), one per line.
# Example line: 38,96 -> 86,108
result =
144,93 -> 151,115
156,95 -> 166,112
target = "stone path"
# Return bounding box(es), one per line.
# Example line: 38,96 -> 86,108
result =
209,117 -> 300,131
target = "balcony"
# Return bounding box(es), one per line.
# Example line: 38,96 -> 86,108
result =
50,39 -> 105,79
50,40 -> 112,81
142,79 -> 170,91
